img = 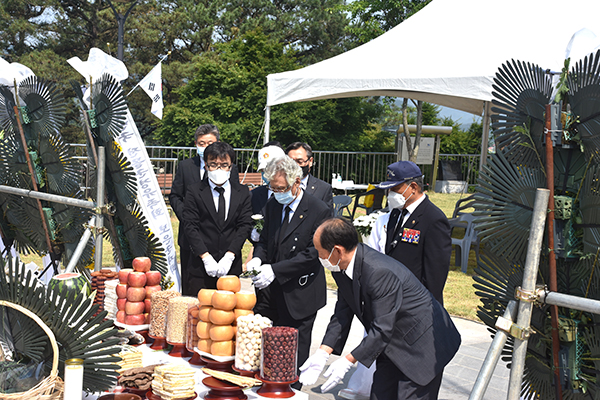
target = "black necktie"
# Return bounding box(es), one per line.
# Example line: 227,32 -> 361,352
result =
215,186 -> 226,223
279,206 -> 291,243
386,208 -> 409,254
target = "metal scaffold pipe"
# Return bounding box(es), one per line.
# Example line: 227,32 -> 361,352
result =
507,188 -> 550,400
94,147 -> 106,272
0,185 -> 96,209
469,300 -> 518,400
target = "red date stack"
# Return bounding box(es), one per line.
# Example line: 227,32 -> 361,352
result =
260,326 -> 298,382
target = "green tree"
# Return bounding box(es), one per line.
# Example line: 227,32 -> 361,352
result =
440,117 -> 482,154
215,0 -> 349,64
340,0 -> 431,45
0,0 -> 49,60
155,30 -> 385,151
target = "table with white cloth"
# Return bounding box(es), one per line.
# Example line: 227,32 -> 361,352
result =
84,343 -> 308,399
332,180 -> 369,195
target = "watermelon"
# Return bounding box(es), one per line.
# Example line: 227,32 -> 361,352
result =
49,272 -> 90,297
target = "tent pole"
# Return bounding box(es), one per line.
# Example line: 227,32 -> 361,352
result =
479,101 -> 491,170
431,134 -> 441,192
264,106 -> 271,144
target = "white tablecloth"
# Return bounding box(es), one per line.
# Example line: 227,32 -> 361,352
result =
84,343 -> 307,400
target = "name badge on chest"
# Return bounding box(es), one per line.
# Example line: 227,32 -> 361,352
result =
401,228 -> 420,244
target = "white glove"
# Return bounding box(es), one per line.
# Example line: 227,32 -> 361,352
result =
321,357 -> 354,393
250,228 -> 260,242
216,252 -> 236,277
298,348 -> 330,386
252,264 -> 275,289
246,257 -> 262,273
202,254 -> 219,277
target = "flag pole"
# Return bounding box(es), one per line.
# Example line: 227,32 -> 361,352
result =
126,51 -> 171,97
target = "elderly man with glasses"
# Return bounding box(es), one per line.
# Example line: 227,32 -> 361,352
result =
183,141 -> 252,295
247,155 -> 330,388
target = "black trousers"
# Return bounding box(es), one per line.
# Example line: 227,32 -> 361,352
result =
256,283 -> 317,385
371,354 -> 443,400
180,246 -> 192,295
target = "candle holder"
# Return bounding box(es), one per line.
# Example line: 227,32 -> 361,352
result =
202,376 -> 247,400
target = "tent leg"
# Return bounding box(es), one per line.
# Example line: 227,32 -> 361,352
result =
264,106 -> 271,144
479,101 -> 491,170
431,134 -> 441,192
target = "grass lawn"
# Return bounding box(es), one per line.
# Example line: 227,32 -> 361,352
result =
20,191 -> 482,322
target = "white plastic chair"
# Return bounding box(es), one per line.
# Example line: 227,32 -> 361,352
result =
450,213 -> 479,273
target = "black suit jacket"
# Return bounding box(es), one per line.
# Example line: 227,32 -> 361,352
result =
250,185 -> 269,215
305,174 -> 333,211
169,155 -> 239,250
322,244 -> 461,387
182,177 -> 252,277
253,192 -> 330,320
386,196 -> 451,305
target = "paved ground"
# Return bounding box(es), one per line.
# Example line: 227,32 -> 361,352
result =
242,278 -> 510,399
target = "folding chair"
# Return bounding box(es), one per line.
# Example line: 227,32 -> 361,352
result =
333,195 -> 352,218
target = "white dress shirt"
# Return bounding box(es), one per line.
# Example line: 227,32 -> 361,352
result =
282,190 -> 304,223
208,179 -> 231,220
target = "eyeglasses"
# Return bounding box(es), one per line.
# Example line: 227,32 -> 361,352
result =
292,158 -> 311,166
269,183 -> 291,193
207,163 -> 231,170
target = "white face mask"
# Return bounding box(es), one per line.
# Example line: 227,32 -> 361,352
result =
207,169 -> 230,185
197,146 -> 206,158
319,247 -> 341,272
387,184 -> 412,210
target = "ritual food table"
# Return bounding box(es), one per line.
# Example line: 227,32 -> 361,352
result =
84,343 -> 308,400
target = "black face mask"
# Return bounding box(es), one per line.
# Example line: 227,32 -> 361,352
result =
301,164 -> 310,177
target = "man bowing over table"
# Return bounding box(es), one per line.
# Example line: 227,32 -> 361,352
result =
247,155 -> 330,387
300,218 -> 461,400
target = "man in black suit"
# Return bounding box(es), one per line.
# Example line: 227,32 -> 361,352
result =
300,218 -> 460,399
369,161 -> 451,305
169,124 -> 239,295
286,142 -> 333,211
248,155 -> 330,378
182,142 -> 252,295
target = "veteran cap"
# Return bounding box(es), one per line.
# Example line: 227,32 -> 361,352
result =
377,161 -> 422,189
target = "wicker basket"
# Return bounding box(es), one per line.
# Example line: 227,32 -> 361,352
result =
0,300 -> 63,400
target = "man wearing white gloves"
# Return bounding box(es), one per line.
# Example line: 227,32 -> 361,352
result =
301,217 -> 461,399
183,142 -> 252,295
247,155 -> 330,388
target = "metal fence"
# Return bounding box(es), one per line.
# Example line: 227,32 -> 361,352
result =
69,144 -> 482,190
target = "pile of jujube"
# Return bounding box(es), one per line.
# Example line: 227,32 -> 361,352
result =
115,257 -> 162,325
260,326 -> 298,382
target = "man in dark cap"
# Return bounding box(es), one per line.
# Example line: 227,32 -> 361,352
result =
370,160 -> 451,305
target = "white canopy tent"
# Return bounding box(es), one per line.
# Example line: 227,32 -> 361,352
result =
266,0 -> 600,168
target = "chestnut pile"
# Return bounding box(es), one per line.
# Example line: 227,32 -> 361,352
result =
260,327 -> 298,382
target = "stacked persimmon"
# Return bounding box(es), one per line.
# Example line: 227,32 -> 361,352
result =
196,275 -> 256,357
116,257 -> 162,325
